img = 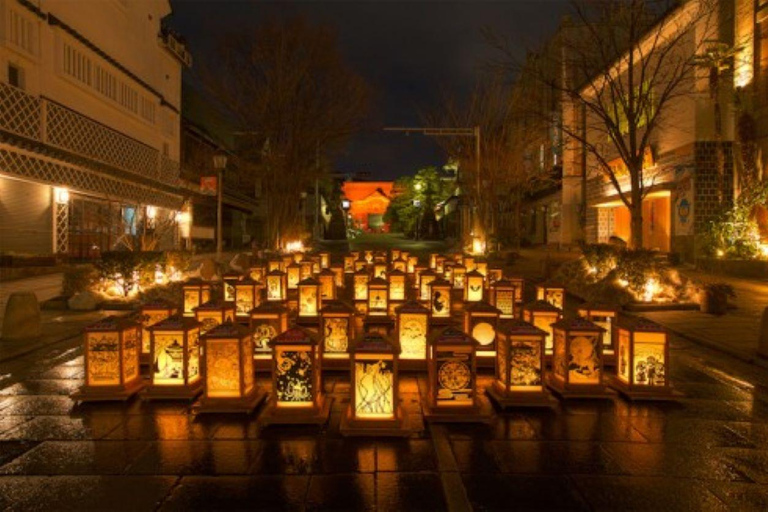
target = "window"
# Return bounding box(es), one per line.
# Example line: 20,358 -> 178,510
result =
8,63 -> 24,89
141,97 -> 156,123
8,8 -> 35,56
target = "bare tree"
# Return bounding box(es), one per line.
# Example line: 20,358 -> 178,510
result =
200,17 -> 371,249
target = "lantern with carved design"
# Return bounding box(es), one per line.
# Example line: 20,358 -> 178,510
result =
266,269 -> 287,302
536,281 -> 565,310
234,278 -> 262,320
577,302 -> 619,366
488,267 -> 503,286
299,259 -> 314,281
490,279 -> 517,319
319,251 -> 330,269
395,301 -> 429,367
321,300 -> 356,367
407,256 -> 418,274
194,300 -> 236,334
464,270 -> 485,303
610,317 -> 674,400
367,277 -> 389,317
267,258 -> 282,273
183,279 -> 211,317
522,300 -> 562,356
331,263 -> 345,289
249,263 -> 266,284
223,272 -> 242,302
297,277 -> 322,324
429,277 -> 453,324
286,261 -> 302,291
464,255 -> 476,272
145,315 -> 203,400
139,300 -> 176,365
250,302 -> 289,367
548,318 -> 609,398
463,301 -> 501,358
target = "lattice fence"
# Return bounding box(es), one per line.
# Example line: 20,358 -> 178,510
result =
54,201 -> 69,254
0,82 -> 41,140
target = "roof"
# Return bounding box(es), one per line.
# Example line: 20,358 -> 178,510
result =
320,300 -> 355,314
350,332 -> 400,355
141,300 -> 176,310
428,326 -> 477,347
270,326 -> 317,346
149,315 -> 201,331
342,181 -> 394,202
250,302 -> 288,315
497,319 -> 547,337
85,315 -> 139,332
616,316 -> 666,332
523,300 -> 562,313
194,300 -> 235,311
202,322 -> 251,339
551,317 -> 604,332
465,301 -> 501,314
395,301 -> 429,314
577,302 -> 619,314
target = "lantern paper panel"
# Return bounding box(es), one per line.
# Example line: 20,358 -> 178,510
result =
436,350 -> 473,406
235,284 -> 258,317
389,273 -> 406,301
275,350 -> 314,405
497,333 -> 508,386
470,320 -> 496,351
568,333 -> 601,385
141,308 -> 174,357
354,358 -> 395,419
553,330 -> 567,381
266,271 -> 287,301
287,264 -> 302,290
243,339 -> 255,394
206,340 -> 240,398
617,328 -> 631,383
253,321 -> 280,357
510,339 -> 542,389
299,282 -> 320,317
324,317 -> 350,354
122,327 -> 140,384
633,334 -> 666,386
430,284 -> 451,318
87,332 -> 121,386
319,271 -> 336,299
465,271 -> 485,302
354,274 -> 369,301
495,289 -> 516,319
153,333 -> 197,385
398,312 -> 427,360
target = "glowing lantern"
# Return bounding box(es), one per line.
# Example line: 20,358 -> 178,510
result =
475,261 -> 488,278
222,272 -> 242,302
319,251 -> 330,269
490,279 -> 517,319
266,269 -> 287,302
139,301 -> 176,366
194,300 -> 236,334
413,264 -> 427,289
263,327 -> 330,425
234,278 -> 262,319
453,253 -> 464,265
341,332 -> 410,436
374,251 -> 387,263
145,315 -> 203,400
488,267 -> 503,286
577,303 -> 619,366
344,255 -> 356,273
373,262 -> 388,280
249,263 -> 266,284
463,301 -> 501,358
364,250 -> 374,263
354,258 -> 368,272
388,269 -> 407,302
392,257 -> 407,273
429,277 -> 453,324
250,302 -> 289,366
390,248 -> 401,262
429,253 -> 439,269
267,258 -> 282,273
611,317 -> 674,399
452,264 -> 467,290
299,259 -> 314,281
424,326 -> 486,421
419,269 -> 438,302
407,256 -> 418,274
297,277 -> 322,322
367,277 -> 389,317
321,300 -> 356,366
290,252 -> 302,264
183,279 -> 211,317
310,256 -> 321,275
73,316 -> 144,401
464,256 -> 476,272
353,269 -> 370,315
196,322 -> 267,413
395,301 -> 429,366
286,262 -> 302,290
536,281 -> 565,310
487,319 -> 554,408
522,300 -> 563,356
548,317 -> 609,398
350,251 -> 361,260
435,255 -> 446,274
400,251 -> 409,262
443,261 -> 455,282
318,268 -> 337,300
331,263 -> 345,288
507,276 -> 525,303
464,270 -> 485,303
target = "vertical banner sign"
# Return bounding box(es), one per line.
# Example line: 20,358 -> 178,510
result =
674,167 -> 693,236
200,176 -> 218,196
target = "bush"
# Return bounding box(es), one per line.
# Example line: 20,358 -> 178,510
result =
62,264 -> 97,297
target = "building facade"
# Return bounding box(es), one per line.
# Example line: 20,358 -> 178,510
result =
341,181 -> 393,232
0,0 -> 191,258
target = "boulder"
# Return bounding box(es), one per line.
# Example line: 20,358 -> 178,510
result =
230,253 -> 251,273
198,258 -> 218,281
67,291 -> 99,311
2,292 -> 42,340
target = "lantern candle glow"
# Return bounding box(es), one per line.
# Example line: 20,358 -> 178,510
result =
547,317 -> 610,398
249,302 -> 289,367
395,301 -> 429,367
139,301 -> 176,366
183,279 -> 211,317
610,317 -> 675,400
145,315 -> 203,400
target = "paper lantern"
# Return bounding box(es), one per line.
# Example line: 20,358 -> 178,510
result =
413,264 -> 427,289
490,279 -> 517,319
267,258 -> 283,273
266,269 -> 287,302
452,253 -> 464,265
262,327 -> 330,424
249,302 -> 289,365
407,256 -> 418,274
249,263 -> 266,284
392,257 -> 407,273
388,269 -> 407,302
364,250 -> 374,263
452,264 -> 467,290
464,270 -> 485,303
340,332 -> 410,436
318,268 -> 337,300
395,301 -> 429,364
429,253 -> 439,269
73,316 -> 144,401
390,248 -> 401,262
488,267 -> 503,286
288,253 -> 301,265
419,269 -> 438,302
344,255 -> 356,274
400,250 -> 410,262
194,300 -> 236,334
374,251 -> 387,263
196,322 -> 267,413
424,326 -> 487,421
319,251 -> 330,269
354,258 -> 368,272
522,300 -> 563,356
222,272 -> 242,302
464,256 -> 476,272
429,277 -> 453,323
536,281 -> 565,310
299,259 -> 314,281
475,261 -> 488,278
507,276 -> 525,303
373,262 -> 388,280
331,263 -> 345,288
611,317 -> 674,399
286,262 -> 302,290
367,277 -> 389,317
234,278 -> 262,319
310,256 -> 321,275
183,279 -> 211,317
321,300 -> 356,364
487,319 -> 554,408
463,301 -> 501,358
435,255 -> 446,274
139,301 -> 176,365
443,261 -> 455,282
145,315 -> 203,399
577,302 -> 619,366
548,317 -> 609,398
297,277 -> 322,321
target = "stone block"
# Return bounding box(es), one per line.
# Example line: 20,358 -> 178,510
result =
67,291 -> 99,311
2,292 -> 41,340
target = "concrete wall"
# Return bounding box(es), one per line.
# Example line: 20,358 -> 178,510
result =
0,177 -> 52,255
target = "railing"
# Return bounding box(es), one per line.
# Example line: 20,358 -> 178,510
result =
0,81 -> 179,184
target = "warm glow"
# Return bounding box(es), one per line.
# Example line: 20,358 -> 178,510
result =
642,278 -> 659,303
471,237 -> 486,255
146,205 -> 157,220
398,313 -> 427,360
355,359 -> 395,419
54,186 -> 70,204
299,286 -> 319,317
285,240 -> 305,253
275,349 -> 314,404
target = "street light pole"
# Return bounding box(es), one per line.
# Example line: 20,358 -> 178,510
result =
213,154 -> 228,261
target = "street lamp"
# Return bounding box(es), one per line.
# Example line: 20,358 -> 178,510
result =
213,153 -> 228,261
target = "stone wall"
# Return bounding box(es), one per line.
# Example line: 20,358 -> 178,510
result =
693,141 -> 734,233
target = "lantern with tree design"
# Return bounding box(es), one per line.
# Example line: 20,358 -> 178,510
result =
139,300 -> 176,365
249,302 -> 289,368
183,279 -> 211,317
196,322 -> 267,413
536,280 -> 565,310
577,302 -> 619,366
266,269 -> 287,302
429,277 -> 453,324
610,317 -> 674,399
464,270 -> 485,303
395,301 -> 429,368
73,316 -> 144,401
463,301 -> 501,358
194,300 -> 236,334
321,300 -> 356,367
367,277 -> 389,317
490,279 -> 517,319
522,300 -> 562,356
145,315 -> 203,400
548,318 -> 609,398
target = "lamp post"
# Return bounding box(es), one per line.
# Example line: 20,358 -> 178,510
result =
213,153 -> 228,261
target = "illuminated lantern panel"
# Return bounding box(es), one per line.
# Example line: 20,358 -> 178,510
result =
354,258 -> 368,272
194,300 -> 236,334
268,327 -> 323,414
331,264 -> 345,288
508,277 -> 525,303
344,255 -> 356,273
522,300 -> 563,355
354,271 -> 370,301
388,270 -> 407,301
407,256 -> 418,274
75,316 -> 144,401
373,263 -> 388,280
548,318 -> 607,397
464,256 -> 476,272
429,253 -> 439,269
367,277 -> 389,316
146,316 -> 203,399
321,301 -> 356,361
613,317 -> 670,397
266,270 -> 287,302
318,269 -> 337,300
139,301 -> 176,364
476,261 -> 488,278
536,282 -> 565,310
319,251 -> 330,269
465,270 -> 485,302
396,301 -> 429,362
267,259 -> 282,272
443,262 -> 455,282
491,280 -> 517,319
300,260 -> 314,281
364,250 -> 374,263
298,278 -> 322,318
427,327 -> 479,414
250,303 -> 289,360
390,249 -> 401,262
183,279 -> 211,317
392,258 -> 407,273
429,278 -> 453,321
413,265 -> 426,289
452,265 -> 467,290
355,357 -> 395,418
577,303 -> 618,365
435,255 -> 446,274
222,272 -> 241,302
249,264 -> 266,284
419,270 -> 437,301
463,301 -> 501,357
488,267 -> 503,286
235,279 -> 261,318
287,263 -> 302,290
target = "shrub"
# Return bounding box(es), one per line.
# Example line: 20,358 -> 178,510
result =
62,264 -> 97,297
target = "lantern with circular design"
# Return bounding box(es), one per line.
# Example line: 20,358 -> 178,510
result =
522,300 -> 563,357
463,301 -> 501,358
536,280 -> 565,310
610,317 -> 674,400
183,278 -> 211,317
367,277 -> 389,317
577,302 -> 619,366
266,269 -> 287,302
139,300 -> 176,365
234,278 -> 262,320
464,270 -> 485,303
194,300 -> 236,334
490,279 -> 517,319
548,317 -> 609,398
429,277 -> 453,324
250,302 -> 289,368
73,316 -> 144,401
321,300 -> 356,367
145,315 -> 203,400
196,322 -> 267,414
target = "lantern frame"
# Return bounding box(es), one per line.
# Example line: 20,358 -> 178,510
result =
320,300 -> 357,368
464,269 -> 485,303
419,269 -> 438,302
463,301 -> 501,359
195,322 -> 267,414
182,278 -> 211,317
73,316 -> 144,401
367,276 -> 389,317
395,300 -> 430,370
234,278 -> 262,320
521,300 -> 563,357
390,248 -> 401,262
249,302 -> 289,370
194,300 -> 237,334
428,277 -> 453,325
139,301 -> 176,366
344,255 -> 356,274
145,315 -> 204,400
222,272 -> 242,302
507,276 -> 525,304
547,317 -> 611,398
318,268 -> 337,300
577,302 -> 619,366
536,280 -> 565,310
265,269 -> 287,302
297,277 -> 322,326
490,279 -> 517,319
286,262 -> 302,290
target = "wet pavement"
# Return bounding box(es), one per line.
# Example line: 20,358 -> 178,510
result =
2,327 -> 768,511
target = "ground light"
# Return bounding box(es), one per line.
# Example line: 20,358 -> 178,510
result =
547,317 -> 611,399
138,300 -> 177,366
249,302 -> 289,371
73,316 -> 144,402
195,322 -> 266,414
144,315 -> 203,400
182,278 -> 211,317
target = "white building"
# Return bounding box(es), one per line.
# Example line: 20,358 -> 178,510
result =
0,0 -> 191,258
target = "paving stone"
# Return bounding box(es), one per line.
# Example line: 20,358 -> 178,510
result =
305,473 -> 375,511
159,475 -> 308,511
0,440 -> 38,467
492,440 -> 626,475
376,439 -> 437,472
126,440 -> 262,475
707,482 -> 768,512
377,472 -> 447,512
0,440 -> 149,475
0,395 -> 76,415
462,473 -> 588,511
0,415 -> 124,441
103,415 -> 218,441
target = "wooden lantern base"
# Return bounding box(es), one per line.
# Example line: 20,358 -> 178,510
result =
340,404 -> 411,437
72,379 -> 146,403
607,375 -> 682,401
398,358 -> 428,372
475,351 -> 497,368
254,355 -> 272,372
322,354 -> 351,371
546,374 -> 615,400
142,380 -> 204,401
486,383 -> 558,409
423,402 -> 492,424
259,394 -> 333,426
193,388 -> 268,415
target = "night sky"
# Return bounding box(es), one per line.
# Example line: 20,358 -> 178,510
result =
168,0 -> 570,180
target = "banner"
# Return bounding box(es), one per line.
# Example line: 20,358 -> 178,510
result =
674,167 -> 694,236
200,176 -> 218,196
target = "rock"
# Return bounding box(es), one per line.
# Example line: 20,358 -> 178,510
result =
2,292 -> 42,340
230,253 -> 251,273
67,291 -> 99,311
198,258 -> 218,281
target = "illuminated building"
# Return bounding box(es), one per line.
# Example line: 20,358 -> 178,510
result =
145,315 -> 203,400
